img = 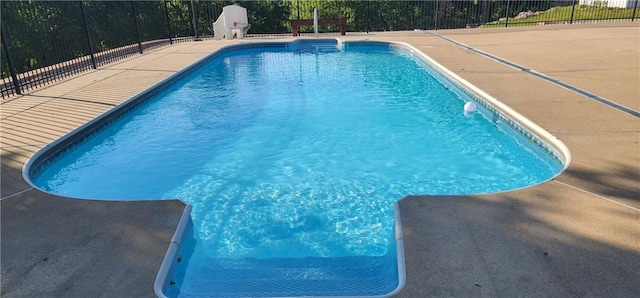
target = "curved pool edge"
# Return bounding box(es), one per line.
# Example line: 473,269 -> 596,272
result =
22,37 -> 571,200
384,40 -> 572,180
20,41 -> 286,198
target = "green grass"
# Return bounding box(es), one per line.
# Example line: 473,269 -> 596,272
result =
482,5 -> 637,28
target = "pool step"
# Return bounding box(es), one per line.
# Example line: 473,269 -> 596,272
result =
288,39 -> 342,53
175,256 -> 399,297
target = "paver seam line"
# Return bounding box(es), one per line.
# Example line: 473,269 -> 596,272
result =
553,180 -> 640,212
104,68 -> 180,73
0,143 -> 47,150
427,31 -> 640,119
25,94 -> 118,107
3,92 -> 39,106
4,105 -> 108,120
550,130 -> 640,133
545,67 -> 639,74
0,188 -> 34,201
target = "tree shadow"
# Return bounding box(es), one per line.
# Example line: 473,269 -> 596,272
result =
396,186 -> 640,297
561,160 -> 640,205
1,191 -> 186,297
1,147 -> 36,198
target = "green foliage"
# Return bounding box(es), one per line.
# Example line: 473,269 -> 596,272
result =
1,1 -> 86,74
482,3 -> 636,27
241,0 -> 291,34
166,0 -> 196,37
2,0 -> 638,79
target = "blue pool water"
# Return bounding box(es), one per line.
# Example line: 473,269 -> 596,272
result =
29,41 -> 562,297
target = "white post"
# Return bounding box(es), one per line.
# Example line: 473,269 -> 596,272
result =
313,8 -> 318,38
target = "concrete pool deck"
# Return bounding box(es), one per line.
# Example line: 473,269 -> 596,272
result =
1,22 -> 638,297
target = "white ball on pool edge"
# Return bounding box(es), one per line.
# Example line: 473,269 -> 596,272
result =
464,102 -> 477,113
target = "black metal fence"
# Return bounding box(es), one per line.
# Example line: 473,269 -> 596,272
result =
1,1 -> 174,98
2,0 -> 638,99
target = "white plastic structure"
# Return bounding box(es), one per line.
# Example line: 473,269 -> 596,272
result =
313,8 -> 318,37
213,5 -> 250,40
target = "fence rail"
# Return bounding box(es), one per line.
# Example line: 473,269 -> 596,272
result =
2,0 -> 638,99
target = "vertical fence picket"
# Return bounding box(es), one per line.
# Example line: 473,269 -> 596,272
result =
81,1 -> 97,69
505,0 -> 511,27
131,1 -> 143,54
365,1 -> 369,33
164,0 -> 173,44
570,0 -> 577,24
1,25 -> 21,95
435,0 -> 439,30
190,0 -> 198,38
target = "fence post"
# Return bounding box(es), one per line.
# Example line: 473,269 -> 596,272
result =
1,25 -> 22,95
80,1 -> 97,69
570,0 -> 577,24
130,1 -> 143,54
505,0 -> 510,27
435,0 -> 439,30
365,0 -> 370,33
164,0 -> 173,44
190,0 -> 198,38
481,0 -> 489,24
632,0 -> 638,21
464,1 -> 471,27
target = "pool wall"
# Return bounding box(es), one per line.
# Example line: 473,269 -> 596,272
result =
154,205 -> 193,298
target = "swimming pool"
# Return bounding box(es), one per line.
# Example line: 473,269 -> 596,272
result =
24,39 -> 569,297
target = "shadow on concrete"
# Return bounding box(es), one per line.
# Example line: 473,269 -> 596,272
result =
396,189 -> 640,297
1,149 -> 35,198
0,192 -> 185,297
562,160 -> 640,206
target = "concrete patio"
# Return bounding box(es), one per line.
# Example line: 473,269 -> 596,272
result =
1,22 -> 638,297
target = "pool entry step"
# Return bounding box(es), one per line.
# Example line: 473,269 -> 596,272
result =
169,255 -> 400,297
156,204 -> 406,297
286,38 -> 344,53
